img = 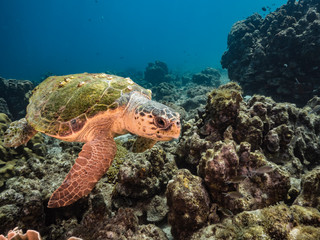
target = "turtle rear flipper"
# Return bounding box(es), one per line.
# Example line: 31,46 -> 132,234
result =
48,137 -> 117,208
3,118 -> 37,147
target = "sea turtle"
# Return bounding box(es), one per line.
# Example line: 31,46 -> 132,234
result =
3,73 -> 180,208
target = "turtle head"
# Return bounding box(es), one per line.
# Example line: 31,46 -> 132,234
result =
125,95 -> 181,141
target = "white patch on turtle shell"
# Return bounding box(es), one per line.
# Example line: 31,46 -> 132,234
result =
77,81 -> 85,87
96,73 -> 108,78
125,77 -> 134,84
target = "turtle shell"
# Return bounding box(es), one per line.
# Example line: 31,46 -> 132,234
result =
26,73 -> 151,137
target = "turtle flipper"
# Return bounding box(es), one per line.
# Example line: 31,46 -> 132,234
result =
47,137 -> 117,208
132,136 -> 157,153
3,118 -> 37,147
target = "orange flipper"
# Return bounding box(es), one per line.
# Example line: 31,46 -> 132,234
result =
47,137 -> 116,208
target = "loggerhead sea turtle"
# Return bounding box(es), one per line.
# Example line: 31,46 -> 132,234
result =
3,73 -> 180,208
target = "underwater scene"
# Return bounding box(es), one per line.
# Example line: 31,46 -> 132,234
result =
1,0 -> 320,239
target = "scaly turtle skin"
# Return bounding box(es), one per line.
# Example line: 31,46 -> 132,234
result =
4,73 -> 180,208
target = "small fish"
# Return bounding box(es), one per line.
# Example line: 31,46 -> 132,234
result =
309,105 -> 320,114
219,207 -> 234,217
262,7 -> 267,11
226,175 -> 247,184
223,191 -> 244,199
252,165 -> 274,174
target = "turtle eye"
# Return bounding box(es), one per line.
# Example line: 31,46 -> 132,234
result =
154,117 -> 166,128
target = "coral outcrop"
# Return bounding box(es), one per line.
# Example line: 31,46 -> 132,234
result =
166,169 -> 210,240
171,82 -> 320,238
221,0 -> 320,106
294,168 -> 320,209
198,140 -> 290,212
192,67 -> 221,86
115,146 -> 177,199
0,77 -> 33,119
178,82 -> 320,175
0,114 -> 47,188
144,61 -> 176,85
190,204 -> 320,239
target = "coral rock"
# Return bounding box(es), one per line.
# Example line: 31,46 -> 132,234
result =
192,67 -> 221,86
221,0 -> 320,106
166,169 -> 210,240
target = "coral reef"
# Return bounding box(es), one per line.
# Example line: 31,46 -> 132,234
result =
221,0 -> 320,106
166,169 -> 210,240
64,208 -> 168,240
3,75 -> 320,239
192,67 -> 221,86
294,168 -> 320,209
0,122 -> 174,239
190,204 -> 320,239
0,98 -> 12,119
178,82 -> 320,175
0,77 -> 33,120
198,140 -> 290,212
115,146 -> 177,199
0,114 -> 47,188
150,82 -> 180,102
171,82 -> 320,238
144,61 -> 173,85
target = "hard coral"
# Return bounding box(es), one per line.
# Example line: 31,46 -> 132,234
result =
166,169 -> 210,240
144,61 -> 169,85
192,67 -> 221,86
115,146 -> 177,198
221,0 -> 320,106
198,140 -> 290,212
294,168 -> 320,209
190,204 -> 320,239
0,77 -> 33,120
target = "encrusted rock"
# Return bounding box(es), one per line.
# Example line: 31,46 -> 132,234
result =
166,169 -> 210,240
192,67 -> 221,86
144,61 -> 170,85
198,140 -> 290,212
294,168 -> 320,209
221,0 -> 320,106
115,146 -> 177,198
0,77 -> 33,120
190,204 -> 320,239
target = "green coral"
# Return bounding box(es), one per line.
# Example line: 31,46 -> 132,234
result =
206,82 -> 242,122
191,204 -> 320,240
0,114 -> 47,187
0,160 -> 16,187
104,140 -> 128,183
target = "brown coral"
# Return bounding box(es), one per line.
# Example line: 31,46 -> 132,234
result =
166,169 -> 210,240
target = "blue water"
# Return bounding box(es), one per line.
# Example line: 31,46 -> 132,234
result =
0,0 -> 287,81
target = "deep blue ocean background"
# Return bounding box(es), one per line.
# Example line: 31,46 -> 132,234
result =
0,0 -> 286,81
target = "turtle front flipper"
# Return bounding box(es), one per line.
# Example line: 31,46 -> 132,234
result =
3,118 -> 37,147
132,136 -> 157,153
47,137 -> 117,208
